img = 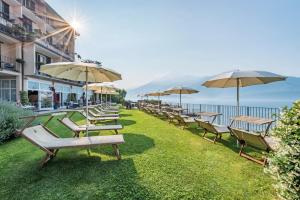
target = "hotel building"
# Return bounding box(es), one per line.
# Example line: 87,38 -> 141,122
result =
0,0 -> 85,110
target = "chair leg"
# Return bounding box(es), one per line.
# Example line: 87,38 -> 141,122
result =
114,130 -> 119,135
112,144 -> 121,160
239,144 -> 266,166
40,150 -> 56,168
213,135 -> 218,143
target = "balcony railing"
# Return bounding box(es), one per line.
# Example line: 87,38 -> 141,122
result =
168,103 -> 281,133
35,40 -> 74,61
0,55 -> 18,72
0,16 -> 36,42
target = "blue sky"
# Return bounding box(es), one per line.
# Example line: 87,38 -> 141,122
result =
49,0 -> 300,89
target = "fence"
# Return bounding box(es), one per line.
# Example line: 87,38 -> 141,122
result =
168,103 -> 281,132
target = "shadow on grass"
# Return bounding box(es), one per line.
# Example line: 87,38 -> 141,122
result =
186,126 -> 264,157
4,158 -> 156,199
119,113 -> 132,117
118,119 -> 136,126
93,133 -> 155,156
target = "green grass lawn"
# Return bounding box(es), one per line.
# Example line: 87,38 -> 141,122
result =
0,109 -> 275,200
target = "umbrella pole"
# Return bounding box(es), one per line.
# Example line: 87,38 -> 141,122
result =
237,78 -> 240,116
85,67 -> 89,137
179,91 -> 182,107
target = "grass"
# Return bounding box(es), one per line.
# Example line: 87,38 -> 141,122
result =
0,109 -> 276,200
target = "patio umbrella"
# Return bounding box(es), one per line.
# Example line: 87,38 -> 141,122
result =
95,88 -> 118,104
202,70 -> 286,115
147,92 -> 170,107
40,62 -> 122,136
164,87 -> 199,107
83,83 -> 116,104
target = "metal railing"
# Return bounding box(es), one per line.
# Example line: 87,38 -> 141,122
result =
168,103 -> 281,133
0,55 -> 18,72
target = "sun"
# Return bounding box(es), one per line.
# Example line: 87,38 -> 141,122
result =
70,19 -> 80,31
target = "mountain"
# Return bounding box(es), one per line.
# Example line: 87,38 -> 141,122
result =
126,75 -> 300,107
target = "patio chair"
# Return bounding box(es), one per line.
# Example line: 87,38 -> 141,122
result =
228,127 -> 278,166
174,114 -> 196,129
58,117 -> 123,137
195,119 -> 229,143
20,125 -> 125,167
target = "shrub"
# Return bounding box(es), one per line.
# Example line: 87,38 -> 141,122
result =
19,91 -> 29,105
266,101 -> 300,200
0,101 -> 33,143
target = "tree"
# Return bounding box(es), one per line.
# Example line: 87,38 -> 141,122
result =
111,89 -> 127,104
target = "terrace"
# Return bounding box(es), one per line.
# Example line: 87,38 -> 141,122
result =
0,108 -> 276,199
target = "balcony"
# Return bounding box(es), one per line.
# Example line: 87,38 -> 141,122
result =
0,17 -> 36,42
0,55 -> 19,72
35,39 -> 74,61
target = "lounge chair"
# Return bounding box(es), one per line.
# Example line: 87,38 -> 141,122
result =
81,111 -> 119,124
195,119 -> 229,143
88,109 -> 119,118
97,105 -> 119,112
58,117 -> 122,137
20,125 -> 125,167
162,111 -> 176,123
173,114 -> 196,129
228,127 -> 278,166
95,106 -> 119,114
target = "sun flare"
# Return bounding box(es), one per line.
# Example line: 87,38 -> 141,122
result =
70,19 -> 80,31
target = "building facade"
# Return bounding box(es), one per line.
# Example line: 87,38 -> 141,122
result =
0,0 -> 85,110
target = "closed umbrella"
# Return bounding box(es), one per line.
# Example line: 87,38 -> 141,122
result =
164,87 -> 199,107
202,70 -> 286,115
40,62 -> 122,136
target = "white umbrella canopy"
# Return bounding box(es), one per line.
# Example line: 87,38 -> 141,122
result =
202,70 -> 286,114
83,83 -> 117,103
40,61 -> 122,136
40,62 -> 121,82
164,86 -> 199,106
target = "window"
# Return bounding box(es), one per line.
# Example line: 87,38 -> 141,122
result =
36,53 -> 51,72
40,83 -> 51,91
28,81 -> 39,90
0,1 -> 9,20
0,80 -> 16,102
23,0 -> 35,11
22,15 -> 32,32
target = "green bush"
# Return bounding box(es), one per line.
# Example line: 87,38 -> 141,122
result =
0,101 -> 33,143
19,91 -> 29,105
266,101 -> 300,200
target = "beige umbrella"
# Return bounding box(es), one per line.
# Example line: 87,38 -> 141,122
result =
164,87 -> 199,106
202,70 -> 286,115
40,62 -> 122,136
95,88 -> 118,103
83,83 -> 116,103
147,91 -> 170,107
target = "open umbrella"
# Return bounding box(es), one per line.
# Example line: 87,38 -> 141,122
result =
164,87 -> 199,107
202,70 -> 286,115
95,87 -> 118,104
147,91 -> 170,107
40,62 -> 122,136
83,83 -> 116,104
